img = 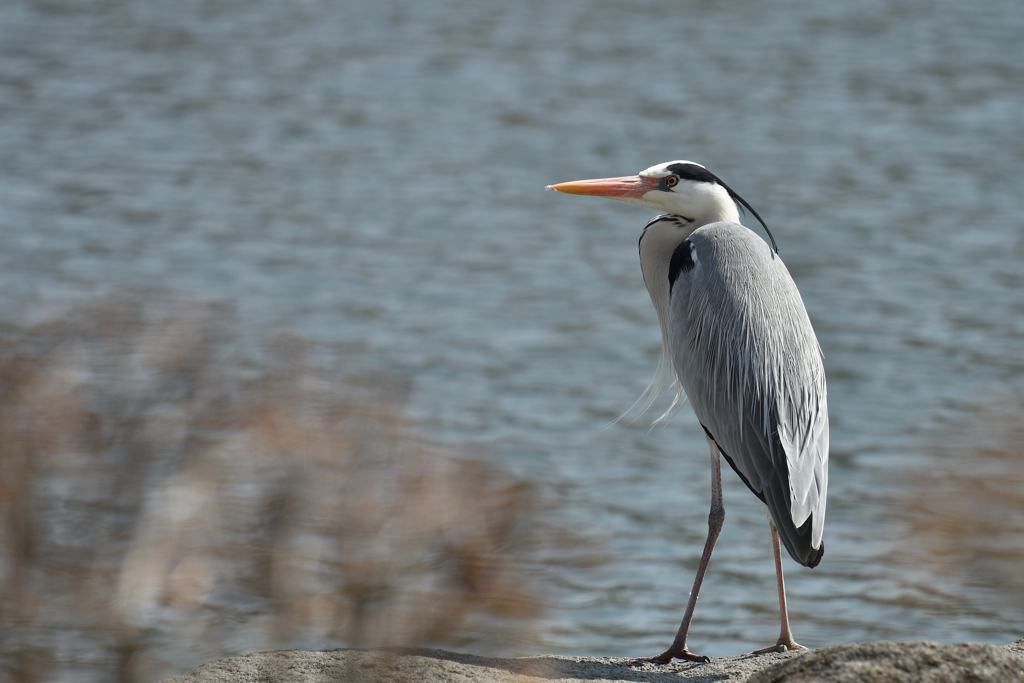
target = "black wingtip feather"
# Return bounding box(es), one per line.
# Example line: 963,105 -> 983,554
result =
709,422 -> 824,569
806,541 -> 824,569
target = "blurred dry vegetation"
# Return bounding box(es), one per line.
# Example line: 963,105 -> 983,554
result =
0,293 -> 594,683
898,401 -> 1024,608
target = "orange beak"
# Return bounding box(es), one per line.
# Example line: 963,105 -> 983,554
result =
546,175 -> 660,198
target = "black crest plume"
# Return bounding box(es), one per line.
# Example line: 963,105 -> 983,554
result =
666,162 -> 779,255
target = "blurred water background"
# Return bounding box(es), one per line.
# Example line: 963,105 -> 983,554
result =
1,0 -> 1023,680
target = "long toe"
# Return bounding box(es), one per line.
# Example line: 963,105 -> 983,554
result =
642,649 -> 711,664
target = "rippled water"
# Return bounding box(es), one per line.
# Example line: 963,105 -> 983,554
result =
1,0 -> 1023,671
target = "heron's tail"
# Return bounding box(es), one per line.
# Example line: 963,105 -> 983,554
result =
768,494 -> 824,568
718,441 -> 824,568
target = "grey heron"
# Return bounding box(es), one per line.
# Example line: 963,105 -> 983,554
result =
547,161 -> 828,663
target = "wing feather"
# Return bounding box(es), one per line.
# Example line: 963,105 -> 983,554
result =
664,223 -> 828,566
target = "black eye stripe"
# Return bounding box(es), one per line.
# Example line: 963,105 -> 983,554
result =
665,163 -> 717,184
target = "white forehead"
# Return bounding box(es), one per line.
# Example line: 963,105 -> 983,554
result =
639,160 -> 706,178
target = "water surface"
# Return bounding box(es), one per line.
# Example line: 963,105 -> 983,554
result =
0,0 -> 1022,675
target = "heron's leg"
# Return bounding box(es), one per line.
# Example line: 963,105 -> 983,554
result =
645,441 -> 724,664
752,519 -> 806,654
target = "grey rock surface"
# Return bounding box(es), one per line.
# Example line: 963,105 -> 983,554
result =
160,647 -> 801,683
160,640 -> 1024,683
748,641 -> 1024,682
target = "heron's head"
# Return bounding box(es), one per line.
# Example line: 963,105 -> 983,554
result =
547,160 -> 776,252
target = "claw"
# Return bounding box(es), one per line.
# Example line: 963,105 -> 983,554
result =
752,641 -> 807,655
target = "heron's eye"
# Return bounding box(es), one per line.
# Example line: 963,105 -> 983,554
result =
665,176 -> 679,188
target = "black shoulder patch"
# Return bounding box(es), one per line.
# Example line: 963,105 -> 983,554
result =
668,239 -> 695,292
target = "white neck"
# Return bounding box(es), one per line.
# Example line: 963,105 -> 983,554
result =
698,191 -> 741,226
680,182 -> 740,227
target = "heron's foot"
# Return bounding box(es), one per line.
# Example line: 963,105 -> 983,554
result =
752,640 -> 807,655
641,648 -> 711,664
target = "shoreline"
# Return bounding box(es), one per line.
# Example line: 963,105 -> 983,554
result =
162,638 -> 1024,682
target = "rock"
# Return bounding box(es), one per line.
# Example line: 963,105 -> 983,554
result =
160,641 -> 1024,683
748,641 -> 1024,683
159,647 -> 801,682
